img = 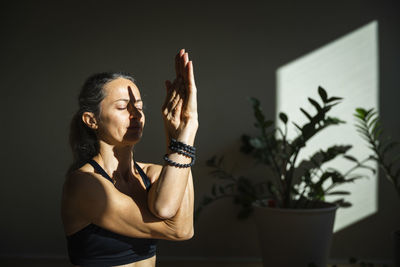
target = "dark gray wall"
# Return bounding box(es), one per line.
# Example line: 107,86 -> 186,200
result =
0,0 -> 399,261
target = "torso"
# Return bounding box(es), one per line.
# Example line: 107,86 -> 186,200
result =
63,161 -> 160,235
62,160 -> 162,267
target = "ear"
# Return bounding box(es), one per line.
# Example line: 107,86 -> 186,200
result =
82,112 -> 98,130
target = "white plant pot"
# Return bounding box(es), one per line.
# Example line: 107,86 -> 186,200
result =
253,202 -> 337,267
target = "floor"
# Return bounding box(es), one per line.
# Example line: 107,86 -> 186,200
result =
0,258 -> 392,267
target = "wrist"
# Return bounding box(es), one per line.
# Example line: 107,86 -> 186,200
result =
178,121 -> 198,143
164,120 -> 198,147
176,131 -> 196,146
164,138 -> 197,168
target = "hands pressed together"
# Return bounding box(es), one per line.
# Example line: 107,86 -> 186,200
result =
162,49 -> 198,145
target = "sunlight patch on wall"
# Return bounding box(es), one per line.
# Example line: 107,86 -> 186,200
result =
276,21 -> 379,232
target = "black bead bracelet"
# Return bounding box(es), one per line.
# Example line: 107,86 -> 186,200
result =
164,154 -> 195,168
170,138 -> 196,154
169,144 -> 195,157
164,139 -> 196,168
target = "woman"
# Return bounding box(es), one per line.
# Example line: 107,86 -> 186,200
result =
61,49 -> 198,267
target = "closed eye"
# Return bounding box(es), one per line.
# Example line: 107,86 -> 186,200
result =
118,105 -> 143,111
114,99 -> 145,111
133,103 -> 144,111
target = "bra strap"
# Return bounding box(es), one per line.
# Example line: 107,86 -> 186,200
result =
88,159 -> 151,190
87,159 -> 114,184
134,162 -> 152,191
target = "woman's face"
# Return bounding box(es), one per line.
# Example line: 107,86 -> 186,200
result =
96,78 -> 145,146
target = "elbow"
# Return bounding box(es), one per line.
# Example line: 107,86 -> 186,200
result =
162,221 -> 194,241
173,225 -> 194,241
185,227 -> 195,240
153,205 -> 178,220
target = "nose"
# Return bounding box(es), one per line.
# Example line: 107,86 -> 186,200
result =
128,103 -> 142,119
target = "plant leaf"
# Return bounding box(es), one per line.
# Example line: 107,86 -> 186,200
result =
318,86 -> 328,103
241,134 -> 255,154
326,96 -> 343,103
343,155 -> 358,163
381,141 -> 399,155
249,137 -> 264,149
326,191 -> 351,195
355,107 -> 367,117
206,155 -> 217,167
308,97 -> 322,112
333,198 -> 352,208
293,122 -> 302,131
300,108 -> 313,122
279,112 -> 288,124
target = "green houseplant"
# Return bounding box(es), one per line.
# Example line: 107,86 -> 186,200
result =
354,108 -> 400,197
196,87 -> 374,266
354,108 -> 400,265
197,87 -> 373,218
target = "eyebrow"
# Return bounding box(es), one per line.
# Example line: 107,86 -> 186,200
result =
114,99 -> 143,103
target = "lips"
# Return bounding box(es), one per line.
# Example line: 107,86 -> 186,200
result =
128,123 -> 142,130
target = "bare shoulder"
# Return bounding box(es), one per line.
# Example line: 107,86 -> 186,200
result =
64,164 -> 103,193
62,163 -> 114,208
62,164 -> 113,234
135,162 -> 163,183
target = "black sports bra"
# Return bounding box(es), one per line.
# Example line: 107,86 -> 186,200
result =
66,159 -> 157,267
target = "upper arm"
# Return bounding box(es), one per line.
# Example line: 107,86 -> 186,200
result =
141,163 -> 163,184
64,171 -> 187,240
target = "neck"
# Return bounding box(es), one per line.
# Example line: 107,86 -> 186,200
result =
95,140 -> 136,180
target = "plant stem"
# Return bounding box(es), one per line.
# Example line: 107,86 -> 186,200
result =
262,133 -> 285,197
284,149 -> 300,208
342,157 -> 371,177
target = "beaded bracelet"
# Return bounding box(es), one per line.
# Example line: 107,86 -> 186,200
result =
170,138 -> 196,154
164,154 -> 196,168
169,144 -> 195,158
164,139 -> 196,168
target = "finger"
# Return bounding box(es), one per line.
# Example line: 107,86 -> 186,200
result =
162,79 -> 178,115
170,79 -> 179,100
176,76 -> 186,102
188,60 -> 196,87
165,83 -> 181,115
181,52 -> 189,81
175,49 -> 185,78
165,80 -> 172,93
167,94 -> 181,120
186,61 -> 197,110
171,98 -> 183,119
186,54 -> 192,86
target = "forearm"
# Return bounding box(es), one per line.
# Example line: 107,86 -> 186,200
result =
162,170 -> 194,240
149,165 -> 190,218
148,124 -> 197,218
153,48 -> 198,220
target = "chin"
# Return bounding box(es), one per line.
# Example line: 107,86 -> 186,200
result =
123,132 -> 143,145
